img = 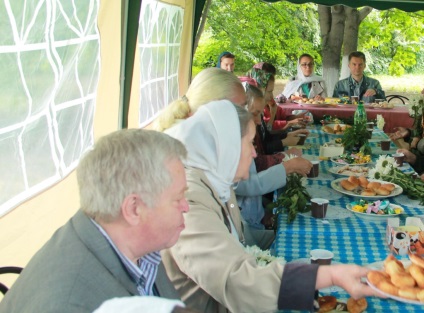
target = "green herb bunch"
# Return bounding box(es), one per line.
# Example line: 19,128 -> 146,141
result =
268,173 -> 311,225
369,155 -> 424,205
342,123 -> 371,155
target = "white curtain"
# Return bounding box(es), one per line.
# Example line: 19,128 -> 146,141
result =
0,0 -> 100,216
138,0 -> 184,127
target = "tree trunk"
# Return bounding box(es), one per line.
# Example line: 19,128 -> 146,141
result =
193,0 -> 212,56
340,7 -> 373,79
319,5 -> 345,97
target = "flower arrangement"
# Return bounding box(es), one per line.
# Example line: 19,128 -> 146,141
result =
407,94 -> 424,118
368,155 -> 424,205
376,114 -> 385,130
244,245 -> 286,267
267,154 -> 311,224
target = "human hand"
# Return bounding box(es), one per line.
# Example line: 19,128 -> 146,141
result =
287,118 -> 305,127
285,147 -> 302,157
317,264 -> 386,299
389,127 -> 409,140
313,95 -> 324,101
363,89 -> 376,97
421,173 -> 424,181
289,128 -> 310,136
283,157 -> 312,176
397,148 -> 416,164
281,136 -> 300,147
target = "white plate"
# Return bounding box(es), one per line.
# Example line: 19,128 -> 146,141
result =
346,203 -> 404,221
331,178 -> 403,199
330,156 -> 371,166
367,277 -> 423,305
328,165 -> 370,177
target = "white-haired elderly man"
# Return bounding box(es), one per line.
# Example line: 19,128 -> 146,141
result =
0,129 -> 189,313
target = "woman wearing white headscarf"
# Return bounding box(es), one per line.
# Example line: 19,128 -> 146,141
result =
162,100 -> 381,313
282,54 -> 326,101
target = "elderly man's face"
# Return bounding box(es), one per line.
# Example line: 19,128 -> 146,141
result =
142,158 -> 189,249
220,57 -> 235,72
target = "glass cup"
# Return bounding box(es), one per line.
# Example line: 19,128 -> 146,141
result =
310,198 -> 329,218
367,122 -> 374,129
307,160 -> 320,178
310,249 -> 334,265
393,153 -> 405,166
381,140 -> 391,151
297,134 -> 307,145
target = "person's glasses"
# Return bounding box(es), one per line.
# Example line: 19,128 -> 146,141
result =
300,63 -> 314,68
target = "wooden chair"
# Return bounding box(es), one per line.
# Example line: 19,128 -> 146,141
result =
0,266 -> 23,295
386,95 -> 409,104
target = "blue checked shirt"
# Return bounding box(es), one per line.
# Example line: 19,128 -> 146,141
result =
91,219 -> 161,296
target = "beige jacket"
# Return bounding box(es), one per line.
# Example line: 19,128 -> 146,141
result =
161,167 -> 284,313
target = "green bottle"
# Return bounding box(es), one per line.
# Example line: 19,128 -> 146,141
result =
354,102 -> 367,125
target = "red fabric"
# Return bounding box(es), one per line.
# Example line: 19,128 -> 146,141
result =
253,131 -> 285,172
263,104 -> 288,130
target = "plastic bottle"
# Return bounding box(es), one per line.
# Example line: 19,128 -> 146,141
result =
354,102 -> 367,126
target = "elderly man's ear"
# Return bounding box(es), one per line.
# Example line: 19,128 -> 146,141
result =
121,194 -> 148,226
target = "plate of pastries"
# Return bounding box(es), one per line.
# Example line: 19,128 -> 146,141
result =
367,254 -> 424,304
331,176 -> 403,199
322,124 -> 351,136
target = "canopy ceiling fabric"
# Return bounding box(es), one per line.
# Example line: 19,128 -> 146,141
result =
264,0 -> 424,12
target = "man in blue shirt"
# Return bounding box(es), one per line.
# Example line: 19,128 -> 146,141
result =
333,51 -> 385,101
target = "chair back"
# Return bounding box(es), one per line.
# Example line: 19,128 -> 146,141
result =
0,266 -> 23,295
386,95 -> 409,104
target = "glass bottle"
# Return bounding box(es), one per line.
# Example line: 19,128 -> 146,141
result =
354,102 -> 367,126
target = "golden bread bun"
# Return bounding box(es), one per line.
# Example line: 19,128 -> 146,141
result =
348,176 -> 359,187
340,179 -> 356,191
361,189 -> 376,196
318,296 -> 337,313
358,176 -> 369,188
323,126 -> 334,134
375,187 -> 391,196
347,298 -> 367,313
367,181 -> 381,191
381,183 -> 395,192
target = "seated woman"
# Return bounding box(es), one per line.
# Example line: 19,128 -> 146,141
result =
162,100 -> 381,313
247,62 -> 309,154
280,53 -> 326,101
249,62 -> 308,131
153,67 -> 246,132
236,84 -> 312,247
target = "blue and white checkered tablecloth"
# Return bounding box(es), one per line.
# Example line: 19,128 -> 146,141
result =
274,126 -> 424,312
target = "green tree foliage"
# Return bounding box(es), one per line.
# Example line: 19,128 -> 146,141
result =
193,0 -> 321,76
359,9 -> 424,75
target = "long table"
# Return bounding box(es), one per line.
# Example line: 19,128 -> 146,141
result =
273,126 -> 424,312
278,102 -> 414,133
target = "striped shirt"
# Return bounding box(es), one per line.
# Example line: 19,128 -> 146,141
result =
91,219 -> 161,296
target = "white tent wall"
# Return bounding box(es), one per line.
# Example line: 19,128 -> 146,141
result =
0,0 -> 122,289
0,0 -> 195,291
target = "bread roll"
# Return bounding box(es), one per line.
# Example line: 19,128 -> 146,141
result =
367,181 -> 381,191
358,176 -> 368,188
381,183 -> 395,192
341,179 -> 356,191
375,187 -> 390,196
323,126 -> 334,134
361,189 -> 376,196
348,176 -> 359,187
334,124 -> 341,132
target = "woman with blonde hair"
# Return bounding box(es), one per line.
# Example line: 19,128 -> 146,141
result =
154,68 -> 246,131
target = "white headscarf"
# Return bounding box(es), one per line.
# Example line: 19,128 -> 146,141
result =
282,58 -> 324,98
167,100 -> 241,203
93,296 -> 185,313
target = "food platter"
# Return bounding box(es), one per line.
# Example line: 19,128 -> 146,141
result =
330,155 -> 371,166
331,178 -> 403,199
346,201 -> 404,221
367,278 -> 423,305
322,124 -> 350,136
328,165 -> 370,177
300,102 -> 328,107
